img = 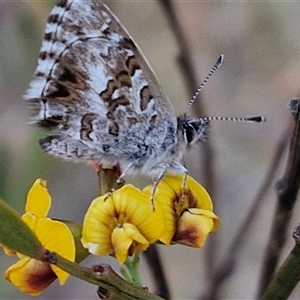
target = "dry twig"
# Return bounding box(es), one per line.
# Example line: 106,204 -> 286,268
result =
202,126 -> 290,299
258,99 -> 300,297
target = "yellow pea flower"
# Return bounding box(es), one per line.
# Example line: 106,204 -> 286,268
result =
82,185 -> 164,263
3,179 -> 75,296
144,174 -> 220,247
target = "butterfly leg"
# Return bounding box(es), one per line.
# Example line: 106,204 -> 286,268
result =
180,172 -> 188,203
150,163 -> 188,208
150,164 -> 170,210
150,162 -> 187,210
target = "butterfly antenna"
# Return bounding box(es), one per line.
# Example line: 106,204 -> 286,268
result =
184,54 -> 224,116
202,116 -> 266,123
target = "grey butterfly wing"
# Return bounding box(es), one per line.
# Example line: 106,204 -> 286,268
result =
24,0 -> 177,168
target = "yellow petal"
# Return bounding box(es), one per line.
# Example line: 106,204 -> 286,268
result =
1,244 -> 16,256
5,256 -> 56,296
143,185 -> 176,245
82,185 -> 165,259
144,174 -> 218,245
18,213 -> 39,259
81,195 -> 117,256
34,218 -> 75,284
184,175 -> 213,210
173,208 -> 220,247
21,212 -> 38,232
112,185 -> 165,243
158,174 -> 213,212
198,210 -> 220,232
112,223 -> 149,263
25,179 -> 51,218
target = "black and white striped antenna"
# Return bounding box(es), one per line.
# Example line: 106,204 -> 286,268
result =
184,55 -> 266,123
201,116 -> 266,123
184,54 -> 224,116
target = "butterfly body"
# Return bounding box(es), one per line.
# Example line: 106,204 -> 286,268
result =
24,0 -> 213,177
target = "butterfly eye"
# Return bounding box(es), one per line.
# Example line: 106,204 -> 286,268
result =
183,123 -> 196,144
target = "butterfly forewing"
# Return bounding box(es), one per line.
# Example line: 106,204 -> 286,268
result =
24,0 -> 178,170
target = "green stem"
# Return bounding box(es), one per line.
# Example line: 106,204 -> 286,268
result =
260,224 -> 300,300
123,254 -> 143,287
52,252 -> 164,300
120,267 -> 132,283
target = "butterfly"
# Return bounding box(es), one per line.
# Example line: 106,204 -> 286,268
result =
24,0 -> 265,183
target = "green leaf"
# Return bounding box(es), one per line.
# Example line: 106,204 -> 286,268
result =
0,198 -> 42,258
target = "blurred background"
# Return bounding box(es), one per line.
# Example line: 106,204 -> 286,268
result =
0,1 -> 300,299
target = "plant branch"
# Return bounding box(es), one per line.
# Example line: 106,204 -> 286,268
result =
97,166 -> 122,196
45,251 -> 164,300
258,99 -> 300,297
260,223 -> 300,300
201,126 -> 290,299
144,245 -> 171,299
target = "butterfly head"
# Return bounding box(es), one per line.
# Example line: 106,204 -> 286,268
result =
178,114 -> 266,146
178,117 -> 210,145
179,54 -> 266,146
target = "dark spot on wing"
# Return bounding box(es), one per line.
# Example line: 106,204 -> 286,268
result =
116,70 -> 131,88
106,111 -> 115,121
100,80 -> 117,102
108,96 -> 130,111
126,56 -> 140,76
44,32 -> 52,41
102,144 -> 110,152
39,51 -> 47,60
108,122 -> 119,136
59,67 -> 78,84
127,117 -> 138,125
140,86 -> 153,111
35,71 -> 44,77
150,114 -> 157,126
57,0 -> 68,7
80,113 -> 97,141
37,115 -> 63,130
102,27 -> 110,36
48,14 -> 59,24
47,83 -> 70,98
120,37 -> 137,51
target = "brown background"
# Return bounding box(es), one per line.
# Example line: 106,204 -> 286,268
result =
0,1 -> 299,299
